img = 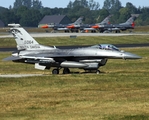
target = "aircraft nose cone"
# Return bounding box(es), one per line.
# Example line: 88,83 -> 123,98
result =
123,52 -> 142,59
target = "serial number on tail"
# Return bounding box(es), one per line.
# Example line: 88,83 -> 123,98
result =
24,40 -> 34,44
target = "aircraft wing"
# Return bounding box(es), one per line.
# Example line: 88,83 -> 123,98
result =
3,52 -> 76,62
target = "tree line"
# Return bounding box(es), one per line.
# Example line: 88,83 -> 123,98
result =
0,0 -> 149,27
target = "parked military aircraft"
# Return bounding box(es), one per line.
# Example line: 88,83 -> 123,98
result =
95,15 -> 139,33
42,16 -> 83,33
81,15 -> 112,33
3,24 -> 141,74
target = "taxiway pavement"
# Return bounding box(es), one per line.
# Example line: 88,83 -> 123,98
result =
0,32 -> 149,38
0,74 -> 44,78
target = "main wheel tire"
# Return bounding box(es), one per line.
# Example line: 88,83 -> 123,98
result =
63,68 -> 70,74
52,69 -> 59,74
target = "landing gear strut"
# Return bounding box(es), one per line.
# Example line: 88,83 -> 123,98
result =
63,68 -> 70,74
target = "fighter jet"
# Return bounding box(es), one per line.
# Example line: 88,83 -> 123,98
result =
98,14 -> 139,33
3,24 -> 141,74
81,15 -> 112,33
42,16 -> 83,33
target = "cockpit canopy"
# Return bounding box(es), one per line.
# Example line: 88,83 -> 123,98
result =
91,44 -> 120,51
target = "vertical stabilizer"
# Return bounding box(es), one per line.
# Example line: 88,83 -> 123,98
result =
125,16 -> 135,24
8,24 -> 52,50
9,24 -> 40,50
73,16 -> 83,25
99,15 -> 112,25
124,14 -> 139,24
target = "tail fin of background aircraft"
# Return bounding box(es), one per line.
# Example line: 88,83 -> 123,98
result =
125,16 -> 135,24
99,15 -> 112,25
73,16 -> 84,25
8,24 -> 51,50
125,14 -> 139,24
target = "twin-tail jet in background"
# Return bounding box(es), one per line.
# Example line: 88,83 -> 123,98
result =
42,16 -> 84,33
3,24 -> 141,74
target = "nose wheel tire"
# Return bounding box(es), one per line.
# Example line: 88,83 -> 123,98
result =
52,69 -> 59,74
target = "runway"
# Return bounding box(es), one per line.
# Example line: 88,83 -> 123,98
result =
0,32 -> 149,38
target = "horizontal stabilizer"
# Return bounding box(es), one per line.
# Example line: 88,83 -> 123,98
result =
8,24 -> 20,27
3,56 -> 21,61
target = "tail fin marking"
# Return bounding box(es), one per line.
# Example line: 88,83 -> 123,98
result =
10,27 -> 40,50
10,24 -> 56,50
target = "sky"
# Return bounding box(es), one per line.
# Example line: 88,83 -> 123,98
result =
0,0 -> 148,8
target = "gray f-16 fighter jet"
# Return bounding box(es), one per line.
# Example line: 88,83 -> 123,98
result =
81,15 -> 112,33
3,24 -> 141,74
97,14 -> 139,33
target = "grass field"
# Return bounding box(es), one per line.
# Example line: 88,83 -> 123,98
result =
0,35 -> 149,119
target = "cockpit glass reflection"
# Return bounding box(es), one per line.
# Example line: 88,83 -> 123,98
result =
91,44 -> 120,51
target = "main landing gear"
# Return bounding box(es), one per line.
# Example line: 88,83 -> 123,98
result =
52,69 -> 59,74
52,68 -> 70,74
52,68 -> 100,75
63,68 -> 70,74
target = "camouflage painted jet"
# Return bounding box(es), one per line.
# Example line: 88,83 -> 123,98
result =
3,24 -> 141,74
42,16 -> 83,33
